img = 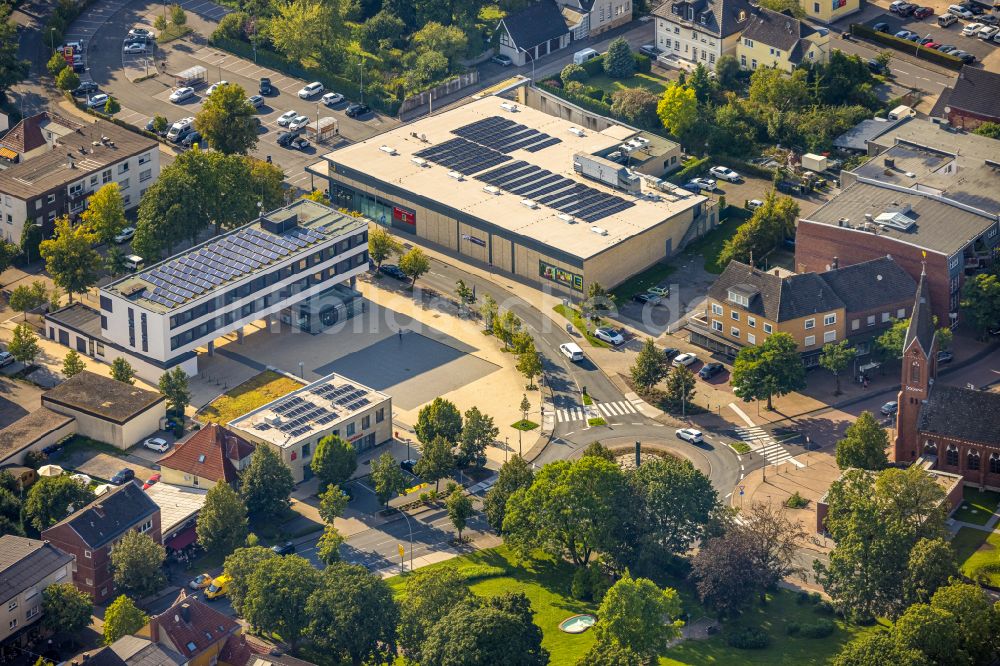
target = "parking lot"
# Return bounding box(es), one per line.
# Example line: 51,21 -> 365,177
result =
866,10 -> 999,62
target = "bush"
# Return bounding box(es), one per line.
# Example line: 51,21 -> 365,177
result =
571,566 -> 590,600
24,450 -> 48,470
604,37 -> 635,78
786,621 -> 801,635
633,52 -> 652,74
560,63 -> 588,86
672,156 -> 710,181
796,591 -> 811,605
785,491 -> 809,509
798,619 -> 835,638
457,565 -> 508,582
726,627 -> 771,649
850,23 -> 963,70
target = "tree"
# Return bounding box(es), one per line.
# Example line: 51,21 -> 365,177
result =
305,562 -> 398,665
657,82 -> 699,138
731,332 -> 805,410
455,279 -> 474,308
223,546 -> 278,617
399,247 -> 430,287
820,340 -> 854,395
0,3 -> 26,95
0,238 -> 18,275
169,3 -> 186,25
835,411 -> 889,470
152,115 -> 168,134
105,246 -> 130,278
24,475 -> 92,531
904,537 -> 957,606
311,435 -> 357,488
590,573 -> 682,663
663,364 -> 696,412
55,67 -> 79,91
691,525 -> 760,616
717,190 -> 800,266
715,54 -> 741,91
318,484 -> 349,524
611,87 -> 659,128
892,604 -> 961,666
834,633 -> 929,666
111,530 -> 166,599
738,502 -> 804,591
194,82 -> 258,154
103,97 -> 121,115
415,397 -> 463,444
243,555 -> 321,648
516,340 -> 543,389
960,273 -> 1000,336
110,357 -> 136,384
0,485 -> 22,537
973,121 -> 1000,139
103,596 -> 147,645
39,216 -> 100,303
8,322 -> 40,365
927,582 -> 1000,664
492,309 -> 522,351
371,451 -> 406,508
875,49 -> 893,70
9,281 -> 49,320
359,10 -> 405,51
316,524 -> 345,565
503,457 -> 626,567
81,182 -> 126,245
458,406 -> 497,468
560,63 -> 588,86
578,642 -> 645,666
158,367 -> 191,416
41,583 -> 92,637
876,318 -> 910,361
582,441 -> 615,461
630,337 -> 667,392
47,51 -> 66,77
479,293 -> 499,332
241,443 -> 294,521
398,568 -> 471,663
196,481 -> 249,555
484,455 -> 534,533
62,350 -> 86,378
414,435 -> 455,493
604,37 -> 635,78
446,488 -> 473,540
421,594 -> 548,666
411,21 -> 468,68
688,63 -> 715,104
368,226 -> 402,270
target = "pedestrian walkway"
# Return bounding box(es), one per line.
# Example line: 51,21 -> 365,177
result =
734,425 -> 805,468
546,399 -> 639,423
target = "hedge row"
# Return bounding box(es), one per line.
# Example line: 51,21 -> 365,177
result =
208,36 -> 401,116
579,52 -> 652,77
672,156 -> 710,181
850,24 -> 964,70
538,80 -> 614,117
713,155 -> 775,180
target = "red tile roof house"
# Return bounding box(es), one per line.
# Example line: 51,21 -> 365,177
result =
41,482 -> 160,603
140,594 -> 242,666
156,423 -> 255,490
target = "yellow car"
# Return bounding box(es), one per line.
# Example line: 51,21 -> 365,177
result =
205,574 -> 231,600
188,573 -> 213,590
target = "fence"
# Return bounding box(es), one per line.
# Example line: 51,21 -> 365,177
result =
400,71 -> 480,115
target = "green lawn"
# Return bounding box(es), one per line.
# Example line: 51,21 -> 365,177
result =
952,486 -> 1000,525
199,370 -> 305,424
512,419 -> 540,431
587,71 -> 672,96
681,215 -> 746,274
553,304 -> 610,348
609,262 -> 676,302
953,526 -> 1000,586
387,546 -> 875,665
588,417 -> 607,427
156,24 -> 192,43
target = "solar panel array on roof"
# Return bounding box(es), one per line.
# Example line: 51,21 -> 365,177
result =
413,137 -> 511,176
452,116 -> 562,154
139,224 -> 329,308
244,381 -> 381,440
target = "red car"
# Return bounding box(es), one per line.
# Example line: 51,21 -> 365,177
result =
142,473 -> 161,490
913,6 -> 933,18
924,41 -> 941,49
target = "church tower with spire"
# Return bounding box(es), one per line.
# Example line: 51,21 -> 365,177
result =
893,265 -> 938,463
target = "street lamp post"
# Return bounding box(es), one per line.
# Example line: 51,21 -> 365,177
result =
398,508 -> 414,573
50,28 -> 55,52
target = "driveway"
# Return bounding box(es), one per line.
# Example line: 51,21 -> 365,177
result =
0,376 -> 44,429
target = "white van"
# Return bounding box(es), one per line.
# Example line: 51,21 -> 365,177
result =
573,48 -> 599,65
559,342 -> 585,362
166,117 -> 194,142
888,105 -> 916,120
938,13 -> 958,26
125,255 -> 144,271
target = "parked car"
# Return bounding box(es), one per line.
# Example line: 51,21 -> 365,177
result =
205,574 -> 231,600
0,351 -> 13,368
692,177 -> 717,191
913,6 -> 933,18
188,573 -> 213,590
895,29 -> 917,40
594,326 -> 625,345
143,437 -> 170,453
698,362 -> 724,379
298,81 -> 324,98
129,27 -> 152,38
207,81 -> 229,96
271,541 -> 296,555
949,4 -> 975,18
647,286 -> 670,297
110,468 -> 135,485
937,350 -> 954,363
873,21 -> 891,32
978,25 -> 998,38
345,103 -> 370,118
72,81 -> 99,97
961,21 -> 984,35
400,459 -> 417,473
672,352 -> 697,367
321,91 -> 344,106
379,264 -> 408,280
898,3 -> 917,16
633,292 -> 661,305
675,428 -> 704,444
962,1 -> 985,14
123,42 -> 146,54
169,86 -> 195,103
955,50 -> 976,63
180,131 -> 203,147
491,54 -> 513,66
938,13 -> 959,26
289,136 -> 310,150
114,226 -> 135,243
747,198 -> 765,210
710,165 -> 741,182
880,401 -> 898,416
277,110 -> 299,126
86,93 -> 109,108
259,77 -> 273,95
247,94 -> 264,108
639,44 -> 662,57
662,347 -> 680,360
980,13 -> 999,24
142,473 -> 161,490
938,44 -> 959,52
288,115 -> 310,131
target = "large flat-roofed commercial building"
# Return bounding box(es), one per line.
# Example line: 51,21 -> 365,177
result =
55,200 -> 369,382
228,372 -> 391,483
307,96 -> 712,295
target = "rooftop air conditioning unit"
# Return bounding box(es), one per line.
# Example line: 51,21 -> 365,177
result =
557,213 -> 575,223
568,127 -> 585,137
500,102 -> 518,113
379,145 -> 397,155
521,198 -> 538,209
265,415 -> 282,426
590,226 -> 608,236
411,157 -> 428,167
483,185 -> 501,195
447,170 -> 464,180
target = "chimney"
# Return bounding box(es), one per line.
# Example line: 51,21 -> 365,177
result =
67,153 -> 75,169
831,256 -> 838,270
180,603 -> 191,623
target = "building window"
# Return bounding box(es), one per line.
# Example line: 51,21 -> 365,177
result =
740,55 -> 747,66
140,169 -> 152,182
711,303 -> 723,316
362,415 -> 370,429
747,316 -> 756,328
84,549 -> 92,558
751,59 -> 757,69
852,319 -> 859,331
118,163 -> 129,174
969,450 -> 981,471
867,315 -> 876,327
730,327 -> 740,338
346,423 -> 356,436
747,333 -> 756,344
730,311 -> 740,321
376,407 -> 384,423
910,362 -> 920,383
824,330 -> 836,343
25,606 -> 39,620
712,320 -> 723,332
804,318 -> 815,330
7,600 -> 16,611
139,152 -> 151,165
119,178 -> 129,190
813,1 -> 819,10
8,619 -> 15,630
127,308 -> 135,347
946,445 -> 958,467
302,443 -> 310,458
763,323 -> 773,334
882,312 -> 890,323
897,308 -> 906,318
805,335 -> 816,347
990,453 -> 1000,474
140,312 -> 148,352
139,519 -> 152,533
824,313 -> 836,326
102,169 -> 112,183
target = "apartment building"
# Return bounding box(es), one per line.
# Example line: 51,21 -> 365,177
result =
652,0 -> 754,68
0,536 -> 74,645
736,6 -> 830,71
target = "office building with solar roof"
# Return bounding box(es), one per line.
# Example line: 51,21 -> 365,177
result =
228,371 -> 391,482
47,200 -> 369,383
307,95 -> 714,295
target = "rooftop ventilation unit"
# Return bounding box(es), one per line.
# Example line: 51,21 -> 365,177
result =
874,212 -> 915,231
568,127 -> 586,137
411,157 -> 428,167
500,102 -> 518,112
521,198 -> 538,209
483,185 -> 501,195
590,226 -> 608,236
265,415 -> 282,426
447,170 -> 464,180
557,213 -> 575,223
379,145 -> 397,155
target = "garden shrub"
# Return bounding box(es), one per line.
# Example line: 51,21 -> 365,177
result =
457,565 -> 508,582
798,619 -> 835,638
726,627 -> 771,649
560,63 -> 588,86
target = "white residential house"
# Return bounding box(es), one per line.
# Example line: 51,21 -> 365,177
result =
652,0 -> 755,69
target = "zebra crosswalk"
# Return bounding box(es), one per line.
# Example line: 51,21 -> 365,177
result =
549,400 -> 640,423
734,426 -> 804,467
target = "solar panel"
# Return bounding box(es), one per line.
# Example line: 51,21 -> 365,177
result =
524,137 -> 561,153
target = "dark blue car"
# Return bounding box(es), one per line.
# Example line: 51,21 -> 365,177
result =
380,264 -> 408,281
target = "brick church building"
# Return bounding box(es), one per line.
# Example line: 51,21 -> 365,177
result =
893,268 -> 1000,485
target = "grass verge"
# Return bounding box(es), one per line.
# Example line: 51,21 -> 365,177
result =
582,394 -> 593,406
199,370 -> 305,424
587,71 -> 671,95
156,25 -> 192,43
952,486 -> 1000,526
681,215 -> 746,274
511,420 -> 540,431
730,441 -> 751,455
953,526 -> 1000,587
609,262 -> 676,302
588,417 -> 607,427
553,304 -> 609,348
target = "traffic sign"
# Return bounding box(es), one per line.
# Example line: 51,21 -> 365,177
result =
739,485 -> 745,496
398,544 -> 405,558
